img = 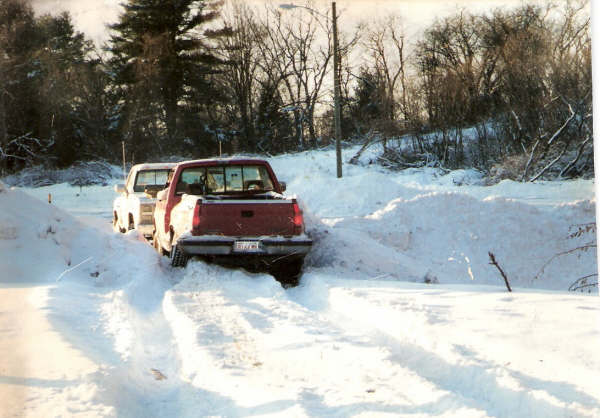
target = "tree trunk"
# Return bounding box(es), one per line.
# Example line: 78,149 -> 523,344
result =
240,97 -> 255,152
164,86 -> 178,143
0,88 -> 6,150
0,61 -> 6,151
0,88 -> 5,174
306,105 -> 317,148
293,109 -> 304,150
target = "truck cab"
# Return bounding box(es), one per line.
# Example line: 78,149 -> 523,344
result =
113,163 -> 176,239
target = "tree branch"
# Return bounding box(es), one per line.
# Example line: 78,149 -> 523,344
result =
488,252 -> 512,292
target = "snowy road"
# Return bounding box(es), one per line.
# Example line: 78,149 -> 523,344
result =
163,267 -> 600,417
1,148 -> 598,417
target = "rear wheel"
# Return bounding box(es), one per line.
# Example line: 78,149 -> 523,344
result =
113,213 -> 124,233
170,243 -> 189,268
128,214 -> 135,231
270,258 -> 304,288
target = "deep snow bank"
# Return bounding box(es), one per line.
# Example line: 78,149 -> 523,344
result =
306,192 -> 596,290
269,147 -> 595,217
2,161 -> 121,188
0,186 -> 118,416
271,147 -> 597,291
0,185 -> 80,283
0,186 -> 185,417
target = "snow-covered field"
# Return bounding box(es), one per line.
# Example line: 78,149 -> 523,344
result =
1,146 -> 598,417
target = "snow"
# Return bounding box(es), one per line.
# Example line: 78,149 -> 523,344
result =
2,161 -> 121,188
0,146 -> 598,417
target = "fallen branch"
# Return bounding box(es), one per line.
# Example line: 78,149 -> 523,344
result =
547,99 -> 575,146
559,134 -> 592,178
521,139 -> 540,181
529,141 -> 570,182
534,242 -> 597,280
528,98 -> 576,182
568,223 -> 596,239
568,274 -> 598,293
349,129 -> 377,165
488,252 -> 512,292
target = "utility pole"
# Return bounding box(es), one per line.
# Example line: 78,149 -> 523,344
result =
279,1 -> 343,177
332,1 -> 342,178
0,57 -> 6,152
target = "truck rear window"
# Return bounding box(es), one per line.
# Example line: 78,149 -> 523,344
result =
134,170 -> 170,192
177,165 -> 275,194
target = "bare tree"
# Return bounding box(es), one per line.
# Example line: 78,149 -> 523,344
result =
255,4 -> 334,149
216,1 -> 262,152
364,16 -> 407,122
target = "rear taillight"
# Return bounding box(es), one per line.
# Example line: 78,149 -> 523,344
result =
192,200 -> 202,232
292,201 -> 304,234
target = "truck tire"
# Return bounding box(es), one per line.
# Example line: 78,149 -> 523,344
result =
113,213 -> 124,233
170,243 -> 189,268
271,258 -> 304,288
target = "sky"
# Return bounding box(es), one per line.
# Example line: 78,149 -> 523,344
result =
29,0 -> 555,47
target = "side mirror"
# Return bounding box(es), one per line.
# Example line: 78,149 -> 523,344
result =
114,184 -> 126,194
156,189 -> 167,202
279,181 -> 287,192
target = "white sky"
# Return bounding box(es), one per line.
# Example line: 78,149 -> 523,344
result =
30,0 -> 555,47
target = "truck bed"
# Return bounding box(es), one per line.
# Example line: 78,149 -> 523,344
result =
192,196 -> 297,237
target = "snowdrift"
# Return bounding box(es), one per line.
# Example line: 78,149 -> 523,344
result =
0,186 -> 180,416
308,192 -> 596,290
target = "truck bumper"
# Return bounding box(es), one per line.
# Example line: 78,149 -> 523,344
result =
177,235 -> 312,257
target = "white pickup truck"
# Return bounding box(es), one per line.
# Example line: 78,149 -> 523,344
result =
113,163 -> 176,239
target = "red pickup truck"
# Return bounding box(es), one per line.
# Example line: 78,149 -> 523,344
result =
152,158 -> 312,283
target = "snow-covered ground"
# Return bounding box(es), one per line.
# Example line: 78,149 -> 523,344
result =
1,146 -> 598,417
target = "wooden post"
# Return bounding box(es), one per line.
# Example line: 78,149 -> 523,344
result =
48,193 -> 52,204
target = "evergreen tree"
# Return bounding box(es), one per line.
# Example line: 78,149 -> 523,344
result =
254,81 -> 293,154
0,1 -> 107,171
107,0 -> 228,159
0,0 -> 40,171
36,12 -> 97,165
347,67 -> 385,136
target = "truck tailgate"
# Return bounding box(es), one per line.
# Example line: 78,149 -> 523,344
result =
194,199 -> 296,236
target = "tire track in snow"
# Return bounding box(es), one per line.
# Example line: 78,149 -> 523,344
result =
310,279 -> 600,418
50,228 -> 206,417
162,262 -> 492,417
93,253 -> 216,418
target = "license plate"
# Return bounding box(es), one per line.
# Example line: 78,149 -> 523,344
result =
234,241 -> 260,252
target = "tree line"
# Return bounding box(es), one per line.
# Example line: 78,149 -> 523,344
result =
0,0 -> 592,181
